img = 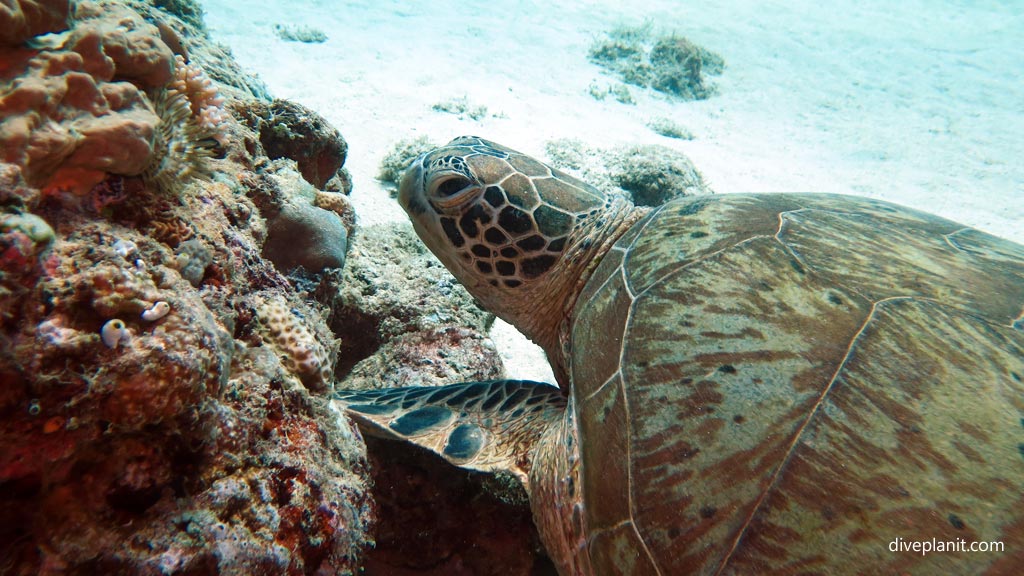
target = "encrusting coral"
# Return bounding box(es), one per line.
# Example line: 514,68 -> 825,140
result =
0,0 -> 73,46
254,292 -> 337,392
589,24 -> 724,101
314,189 -> 356,238
231,98 -> 349,190
0,0 -> 374,573
0,0 -> 228,198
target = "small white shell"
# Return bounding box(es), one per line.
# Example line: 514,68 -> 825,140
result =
101,319 -> 128,348
113,239 -> 138,258
141,301 -> 171,322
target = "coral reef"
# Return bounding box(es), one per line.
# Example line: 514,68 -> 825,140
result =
0,0 -> 231,199
254,292 -> 336,392
0,1 -> 374,573
610,144 -> 709,205
261,171 -> 350,275
360,436 -> 554,576
586,81 -> 635,105
273,24 -> 327,44
323,223 -> 546,574
0,5 -> 159,190
431,96 -> 490,121
174,237 -> 212,286
3,1 -> 554,574
145,53 -> 228,193
0,0 -> 71,46
0,208 -> 54,325
589,24 -> 724,100
646,115 -> 694,140
232,98 -> 348,190
314,190 -> 357,238
377,135 -> 438,192
150,0 -> 204,32
545,138 -> 712,206
326,223 -> 502,390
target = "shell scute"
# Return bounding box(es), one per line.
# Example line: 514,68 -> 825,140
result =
587,522 -> 660,576
777,207 -> 1024,324
605,236 -> 871,571
622,194 -> 804,295
571,260 -> 632,400
718,298 -> 1024,572
578,373 -> 631,534
572,193 -> 1024,572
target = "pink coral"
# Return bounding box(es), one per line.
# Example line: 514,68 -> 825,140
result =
142,55 -> 229,191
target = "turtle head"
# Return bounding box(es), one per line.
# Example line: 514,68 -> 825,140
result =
399,136 -> 640,382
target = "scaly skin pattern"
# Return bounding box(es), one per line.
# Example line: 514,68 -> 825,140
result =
400,136 -> 645,386
393,137 -> 1024,575
335,380 -> 566,486
529,394 -> 592,576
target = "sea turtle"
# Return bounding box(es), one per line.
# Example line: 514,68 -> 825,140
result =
336,136 -> 1024,574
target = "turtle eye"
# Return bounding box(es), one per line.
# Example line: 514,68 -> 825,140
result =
434,176 -> 474,198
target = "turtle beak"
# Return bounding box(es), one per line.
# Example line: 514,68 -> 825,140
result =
398,157 -> 427,216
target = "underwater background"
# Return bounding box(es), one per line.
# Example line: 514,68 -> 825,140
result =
205,0 -> 1023,238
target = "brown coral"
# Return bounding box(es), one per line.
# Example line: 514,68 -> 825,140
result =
0,3 -> 375,573
314,189 -> 356,236
231,99 -> 347,189
0,1 -> 176,193
0,0 -> 72,46
255,293 -> 337,392
0,0 -> 232,198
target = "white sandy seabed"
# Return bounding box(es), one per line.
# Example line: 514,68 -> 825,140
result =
205,0 -> 1023,385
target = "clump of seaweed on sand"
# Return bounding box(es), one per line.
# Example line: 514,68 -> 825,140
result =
589,23 -> 725,100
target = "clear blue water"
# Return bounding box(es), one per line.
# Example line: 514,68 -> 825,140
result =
206,0 -> 1023,242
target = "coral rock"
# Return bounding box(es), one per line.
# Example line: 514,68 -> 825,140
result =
0,4 -> 374,573
174,237 -> 212,286
233,99 -> 348,189
313,189 -> 356,237
544,138 -> 712,206
329,223 -> 500,388
0,0 -> 180,191
263,193 -> 349,275
609,143 -> 710,206
255,293 -> 336,392
0,0 -> 71,46
69,0 -> 176,88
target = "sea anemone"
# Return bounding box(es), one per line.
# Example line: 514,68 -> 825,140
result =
144,56 -> 227,194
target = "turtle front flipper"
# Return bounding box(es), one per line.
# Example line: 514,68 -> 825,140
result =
334,380 -> 566,487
